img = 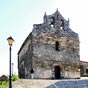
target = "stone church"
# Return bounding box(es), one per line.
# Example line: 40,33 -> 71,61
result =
18,9 -> 80,79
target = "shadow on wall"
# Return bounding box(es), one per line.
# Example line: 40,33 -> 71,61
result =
46,80 -> 88,88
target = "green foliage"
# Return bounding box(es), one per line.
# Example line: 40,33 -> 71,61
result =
0,81 -> 8,88
12,75 -> 19,81
0,75 -> 19,88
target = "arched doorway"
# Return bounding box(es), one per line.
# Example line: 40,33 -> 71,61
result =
54,66 -> 61,79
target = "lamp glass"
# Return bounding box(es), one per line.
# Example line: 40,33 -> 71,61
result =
7,39 -> 14,45
7,36 -> 14,45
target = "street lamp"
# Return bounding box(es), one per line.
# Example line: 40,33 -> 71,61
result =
7,36 -> 14,88
12,63 -> 14,76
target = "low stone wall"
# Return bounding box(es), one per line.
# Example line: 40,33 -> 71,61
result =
64,71 -> 80,78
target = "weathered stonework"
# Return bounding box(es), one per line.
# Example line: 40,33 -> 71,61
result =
18,9 -> 80,79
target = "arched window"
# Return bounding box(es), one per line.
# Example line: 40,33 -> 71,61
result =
51,17 -> 55,27
55,41 -> 60,51
60,19 -> 64,29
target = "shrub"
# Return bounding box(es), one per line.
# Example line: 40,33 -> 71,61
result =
0,81 -> 8,88
12,75 -> 19,81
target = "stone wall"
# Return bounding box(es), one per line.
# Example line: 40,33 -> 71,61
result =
18,33 -> 33,78
64,71 -> 80,78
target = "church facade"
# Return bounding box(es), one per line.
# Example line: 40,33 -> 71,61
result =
18,9 -> 80,79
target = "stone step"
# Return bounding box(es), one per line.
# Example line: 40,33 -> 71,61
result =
11,79 -> 88,88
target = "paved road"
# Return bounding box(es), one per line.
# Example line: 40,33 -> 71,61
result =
47,80 -> 88,88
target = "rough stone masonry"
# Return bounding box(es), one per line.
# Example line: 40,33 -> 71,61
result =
18,9 -> 80,79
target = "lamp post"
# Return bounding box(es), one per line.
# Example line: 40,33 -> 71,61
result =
7,36 -> 14,88
12,63 -> 14,76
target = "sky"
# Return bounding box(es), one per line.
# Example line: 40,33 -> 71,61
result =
0,0 -> 88,76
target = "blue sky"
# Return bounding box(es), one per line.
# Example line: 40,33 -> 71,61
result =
0,0 -> 88,76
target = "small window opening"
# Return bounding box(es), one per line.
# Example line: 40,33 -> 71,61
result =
60,26 -> 63,30
86,69 -> 88,74
55,41 -> 60,51
30,68 -> 34,74
51,24 -> 54,27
